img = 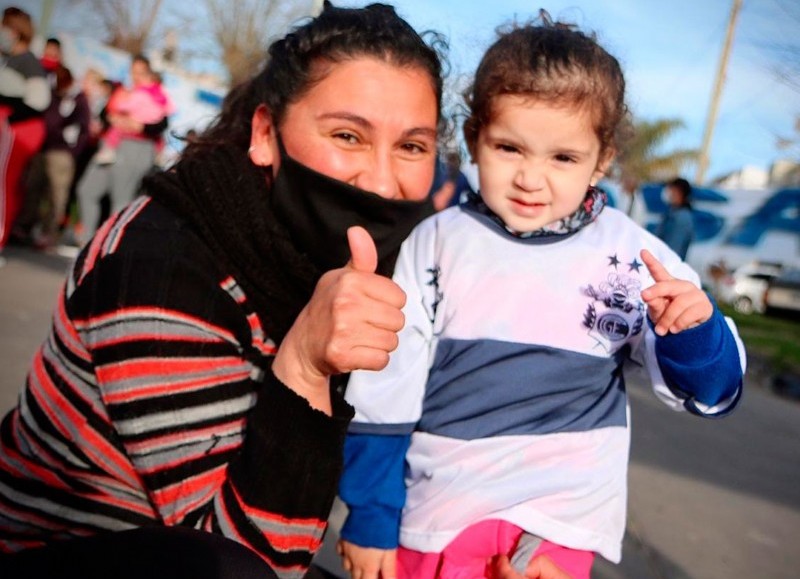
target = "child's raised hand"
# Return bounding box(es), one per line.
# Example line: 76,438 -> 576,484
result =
639,249 -> 713,336
337,539 -> 397,579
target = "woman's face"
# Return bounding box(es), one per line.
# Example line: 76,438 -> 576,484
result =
253,57 -> 438,201
0,25 -> 18,54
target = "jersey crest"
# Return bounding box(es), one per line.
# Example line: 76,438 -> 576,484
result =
583,254 -> 646,353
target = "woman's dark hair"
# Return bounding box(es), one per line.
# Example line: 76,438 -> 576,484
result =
185,2 -> 446,157
463,13 -> 628,161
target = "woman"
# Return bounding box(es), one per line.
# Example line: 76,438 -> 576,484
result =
14,65 -> 91,249
0,6 -> 50,259
75,54 -> 169,243
0,3 -> 441,578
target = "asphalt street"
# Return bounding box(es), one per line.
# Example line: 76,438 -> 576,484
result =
1,245 -> 799,579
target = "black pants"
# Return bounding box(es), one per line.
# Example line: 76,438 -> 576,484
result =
1,526 -> 278,579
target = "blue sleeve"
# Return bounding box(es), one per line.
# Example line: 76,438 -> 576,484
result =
654,302 -> 743,416
339,432 -> 411,549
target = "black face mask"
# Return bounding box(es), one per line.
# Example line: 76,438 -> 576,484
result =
270,141 -> 435,277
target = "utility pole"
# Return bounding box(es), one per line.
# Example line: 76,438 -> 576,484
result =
695,0 -> 743,185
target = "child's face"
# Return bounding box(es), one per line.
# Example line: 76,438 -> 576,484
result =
130,60 -> 151,87
474,96 -> 610,233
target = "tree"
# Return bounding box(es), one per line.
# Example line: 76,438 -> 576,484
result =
614,118 -> 699,192
80,0 -> 165,56
204,0 -> 318,86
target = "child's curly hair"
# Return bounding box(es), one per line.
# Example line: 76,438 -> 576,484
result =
463,10 -> 630,162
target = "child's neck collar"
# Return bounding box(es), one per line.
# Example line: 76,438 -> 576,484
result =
464,186 -> 607,241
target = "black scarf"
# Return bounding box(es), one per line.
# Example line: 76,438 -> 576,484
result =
270,140 -> 434,277
144,145 -> 320,344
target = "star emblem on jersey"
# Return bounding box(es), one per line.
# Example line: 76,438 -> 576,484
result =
583,254 -> 646,353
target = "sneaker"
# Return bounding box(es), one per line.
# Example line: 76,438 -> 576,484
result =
94,146 -> 117,166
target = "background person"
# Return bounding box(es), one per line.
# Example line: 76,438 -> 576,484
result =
39,36 -> 62,87
656,176 -> 694,260
0,3 -> 444,579
61,70 -> 115,242
430,149 -> 474,211
93,64 -> 174,165
13,64 -> 91,249
75,55 -> 170,243
0,6 -> 50,263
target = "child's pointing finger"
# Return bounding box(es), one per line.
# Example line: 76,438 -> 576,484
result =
640,249 -> 673,283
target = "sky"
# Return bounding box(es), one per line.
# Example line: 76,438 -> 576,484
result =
19,0 -> 800,184
337,0 -> 799,183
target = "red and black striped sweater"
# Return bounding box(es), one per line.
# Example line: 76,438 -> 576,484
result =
0,196 -> 353,578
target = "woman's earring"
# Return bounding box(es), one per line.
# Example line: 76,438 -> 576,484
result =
247,146 -> 259,165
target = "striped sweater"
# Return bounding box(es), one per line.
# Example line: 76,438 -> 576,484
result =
0,196 -> 353,578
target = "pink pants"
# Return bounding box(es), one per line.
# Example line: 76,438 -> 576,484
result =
397,519 -> 594,579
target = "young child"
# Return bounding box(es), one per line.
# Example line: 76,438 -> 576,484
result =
94,69 -> 172,165
337,17 -> 745,579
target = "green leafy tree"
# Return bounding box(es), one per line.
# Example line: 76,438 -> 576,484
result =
614,118 -> 699,193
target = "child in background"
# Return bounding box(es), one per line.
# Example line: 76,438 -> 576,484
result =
337,15 -> 745,579
94,69 -> 173,165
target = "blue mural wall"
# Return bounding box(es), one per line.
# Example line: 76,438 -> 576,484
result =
625,182 -> 800,283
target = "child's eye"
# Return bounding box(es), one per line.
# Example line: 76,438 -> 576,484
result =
496,143 -> 520,154
554,153 -> 576,163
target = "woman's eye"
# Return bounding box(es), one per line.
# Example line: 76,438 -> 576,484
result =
401,142 -> 428,155
334,132 -> 359,144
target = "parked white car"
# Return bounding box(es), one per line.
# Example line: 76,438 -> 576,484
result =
718,260 -> 784,314
764,269 -> 800,317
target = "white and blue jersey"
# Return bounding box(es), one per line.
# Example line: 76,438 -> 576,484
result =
340,202 -> 744,563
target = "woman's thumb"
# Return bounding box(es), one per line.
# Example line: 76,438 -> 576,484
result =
346,226 -> 378,273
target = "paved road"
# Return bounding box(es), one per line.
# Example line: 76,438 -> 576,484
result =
1,245 -> 799,579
